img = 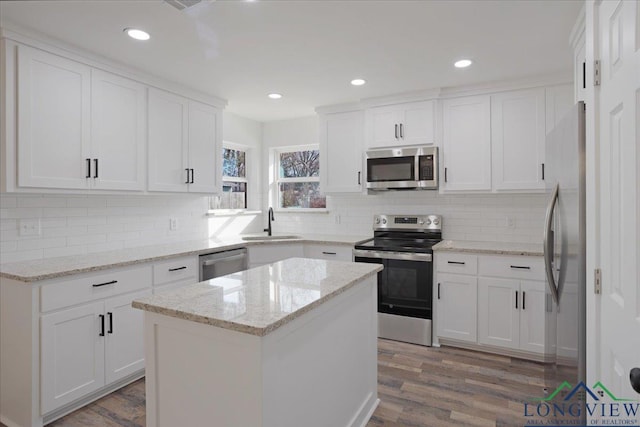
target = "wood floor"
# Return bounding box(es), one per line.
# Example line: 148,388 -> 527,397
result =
4,341 -> 548,427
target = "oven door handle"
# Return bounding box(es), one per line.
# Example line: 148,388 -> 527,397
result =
353,249 -> 432,262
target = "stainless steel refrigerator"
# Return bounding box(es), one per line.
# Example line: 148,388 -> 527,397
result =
543,101 -> 587,415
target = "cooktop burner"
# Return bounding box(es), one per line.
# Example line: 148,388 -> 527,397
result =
355,237 -> 441,254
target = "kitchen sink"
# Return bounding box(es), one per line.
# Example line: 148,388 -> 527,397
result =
241,235 -> 300,241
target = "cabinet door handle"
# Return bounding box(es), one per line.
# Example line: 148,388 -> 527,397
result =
541,163 -> 545,180
86,158 -> 91,178
444,167 -> 448,183
99,314 -> 105,337
515,291 -> 519,309
107,312 -> 113,334
437,282 -> 441,300
394,124 -> 398,139
510,265 -> 531,270
447,261 -> 465,265
522,292 -> 526,310
190,169 -> 195,184
93,158 -> 99,179
399,123 -> 403,138
168,266 -> 187,272
358,171 -> 361,185
92,280 -> 117,288
322,251 -> 337,255
185,168 -> 190,184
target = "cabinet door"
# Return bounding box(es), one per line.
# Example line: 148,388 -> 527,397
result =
491,88 -> 546,191
441,96 -> 491,191
17,45 -> 91,189
518,280 -> 547,353
187,100 -> 220,193
41,302 -> 105,414
478,277 -> 520,350
148,88 -> 189,192
400,100 -> 435,146
366,105 -> 400,148
104,290 -> 150,384
545,84 -> 574,136
435,273 -> 477,342
319,110 -> 363,193
91,70 -> 146,191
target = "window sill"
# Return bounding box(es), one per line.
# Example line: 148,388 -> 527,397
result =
274,209 -> 329,214
206,209 -> 262,217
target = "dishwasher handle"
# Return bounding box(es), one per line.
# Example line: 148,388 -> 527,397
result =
201,253 -> 246,266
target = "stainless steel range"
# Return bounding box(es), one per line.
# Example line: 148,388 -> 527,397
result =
353,214 -> 442,346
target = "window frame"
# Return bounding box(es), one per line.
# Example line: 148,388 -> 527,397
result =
212,142 -> 250,212
272,144 -> 327,212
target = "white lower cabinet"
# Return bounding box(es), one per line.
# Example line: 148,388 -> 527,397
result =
247,243 -> 303,268
436,273 -> 477,343
303,243 -> 352,262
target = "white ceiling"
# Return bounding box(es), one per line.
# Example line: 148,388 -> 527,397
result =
0,0 -> 582,122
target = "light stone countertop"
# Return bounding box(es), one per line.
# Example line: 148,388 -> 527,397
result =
132,257 -> 383,336
0,234 -> 371,282
432,240 -> 544,257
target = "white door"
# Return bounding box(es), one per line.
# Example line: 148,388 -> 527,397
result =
491,88 -> 546,191
435,273 -> 477,342
319,110 -> 363,193
187,100 -> 220,193
477,277 -> 520,350
17,45 -> 91,189
401,100 -> 436,146
41,302 -> 105,414
366,105 -> 400,148
91,70 -> 146,191
594,0 -> 640,401
148,88 -> 189,192
518,280 -> 547,354
104,290 -> 150,384
441,95 -> 491,191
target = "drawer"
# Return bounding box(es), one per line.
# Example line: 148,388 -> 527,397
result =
435,253 -> 478,275
478,255 -> 544,280
153,256 -> 198,286
303,244 -> 352,262
41,264 -> 152,312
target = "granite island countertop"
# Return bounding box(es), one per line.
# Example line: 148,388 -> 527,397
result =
132,257 -> 383,336
432,240 -> 544,257
0,234 -> 370,282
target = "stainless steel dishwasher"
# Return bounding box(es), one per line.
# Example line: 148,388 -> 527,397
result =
199,248 -> 248,281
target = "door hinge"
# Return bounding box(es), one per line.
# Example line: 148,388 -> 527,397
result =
594,60 -> 601,86
594,268 -> 602,294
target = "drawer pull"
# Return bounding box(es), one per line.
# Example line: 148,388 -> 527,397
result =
322,251 -> 337,255
99,314 -> 105,337
510,265 -> 531,270
107,312 -> 113,334
92,280 -> 117,288
168,266 -> 187,272
447,261 -> 466,265
437,283 -> 441,300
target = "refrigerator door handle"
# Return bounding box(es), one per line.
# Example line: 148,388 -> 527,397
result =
544,183 -> 560,305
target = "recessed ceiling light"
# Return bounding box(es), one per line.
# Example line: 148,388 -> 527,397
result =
124,28 -> 150,41
268,93 -> 282,99
351,78 -> 366,86
454,59 -> 473,68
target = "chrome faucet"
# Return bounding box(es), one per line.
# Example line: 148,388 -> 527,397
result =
264,207 -> 275,236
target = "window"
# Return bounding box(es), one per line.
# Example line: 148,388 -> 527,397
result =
275,146 -> 326,209
216,146 -> 247,209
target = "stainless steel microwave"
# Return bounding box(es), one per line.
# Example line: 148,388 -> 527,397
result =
366,146 -> 439,190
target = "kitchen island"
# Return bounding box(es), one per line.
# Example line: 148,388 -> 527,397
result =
132,257 -> 382,427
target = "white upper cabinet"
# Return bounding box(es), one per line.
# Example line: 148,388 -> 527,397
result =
319,110 -> 364,193
148,88 -> 220,193
91,70 -> 146,191
17,45 -> 91,189
441,95 -> 491,191
365,100 -> 435,149
491,88 -> 546,191
545,84 -> 574,136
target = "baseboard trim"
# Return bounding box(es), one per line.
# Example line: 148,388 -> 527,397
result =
437,338 -> 554,363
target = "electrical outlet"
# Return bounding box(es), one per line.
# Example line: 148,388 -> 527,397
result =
334,214 -> 341,225
169,218 -> 178,231
505,217 -> 516,229
19,219 -> 41,236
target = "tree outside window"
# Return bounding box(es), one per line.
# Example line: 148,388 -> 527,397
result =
276,148 -> 326,209
215,146 -> 247,209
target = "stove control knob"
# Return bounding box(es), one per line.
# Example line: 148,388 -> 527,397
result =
382,218 -> 387,225
432,218 -> 440,225
425,219 -> 431,225
418,219 -> 425,225
375,217 -> 380,224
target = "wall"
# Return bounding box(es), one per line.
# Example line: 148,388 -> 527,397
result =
0,112 -> 263,264
262,117 -> 548,243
